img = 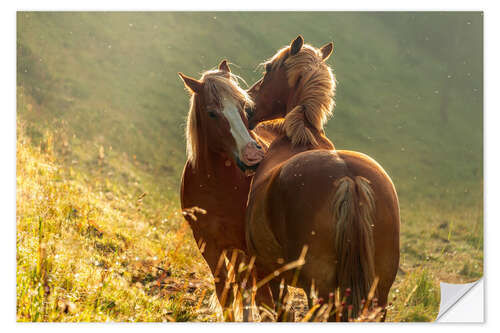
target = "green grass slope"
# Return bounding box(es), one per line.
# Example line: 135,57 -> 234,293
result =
17,12 -> 483,322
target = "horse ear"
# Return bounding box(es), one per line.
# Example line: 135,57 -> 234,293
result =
218,60 -> 231,73
178,72 -> 203,94
290,35 -> 304,56
320,42 -> 333,61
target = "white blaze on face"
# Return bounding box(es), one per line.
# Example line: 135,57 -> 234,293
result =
221,98 -> 264,166
222,99 -> 253,152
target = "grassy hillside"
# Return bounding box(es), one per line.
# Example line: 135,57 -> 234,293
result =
17,12 -> 483,322
16,124 -> 224,321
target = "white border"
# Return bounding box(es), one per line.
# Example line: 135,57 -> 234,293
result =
5,0 -> 492,11
3,1 -> 498,332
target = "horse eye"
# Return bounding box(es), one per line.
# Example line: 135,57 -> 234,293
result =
207,110 -> 218,119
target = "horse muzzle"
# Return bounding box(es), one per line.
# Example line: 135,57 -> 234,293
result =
235,141 -> 264,173
241,141 -> 264,165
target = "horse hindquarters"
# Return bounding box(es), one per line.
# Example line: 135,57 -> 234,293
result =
274,150 -> 398,320
336,151 -> 400,319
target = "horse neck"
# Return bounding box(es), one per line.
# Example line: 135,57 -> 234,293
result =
192,148 -> 245,186
252,103 -> 334,187
252,124 -> 281,150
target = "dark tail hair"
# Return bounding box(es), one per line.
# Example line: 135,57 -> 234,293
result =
332,176 -> 376,317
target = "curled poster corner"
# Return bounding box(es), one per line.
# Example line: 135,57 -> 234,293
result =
436,278 -> 483,322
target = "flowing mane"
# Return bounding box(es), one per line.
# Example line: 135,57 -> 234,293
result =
267,44 -> 336,146
185,69 -> 254,168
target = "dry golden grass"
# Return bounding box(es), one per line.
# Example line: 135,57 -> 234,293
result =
16,125 -> 215,322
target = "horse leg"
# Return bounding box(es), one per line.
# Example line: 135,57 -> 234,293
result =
372,205 -> 400,322
374,271 -> 397,322
233,253 -> 275,322
212,248 -> 271,321
203,246 -> 277,321
200,244 -> 235,313
266,278 -> 297,322
252,280 -> 275,321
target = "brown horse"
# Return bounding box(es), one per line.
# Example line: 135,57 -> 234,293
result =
245,36 -> 400,320
179,61 -> 277,317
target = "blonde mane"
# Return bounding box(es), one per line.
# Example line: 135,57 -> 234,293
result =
185,70 -> 254,168
267,44 -> 336,146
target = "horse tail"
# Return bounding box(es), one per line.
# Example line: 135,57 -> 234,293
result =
332,176 -> 376,318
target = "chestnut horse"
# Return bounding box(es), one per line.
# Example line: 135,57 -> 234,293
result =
179,61 -> 277,317
245,36 -> 400,320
